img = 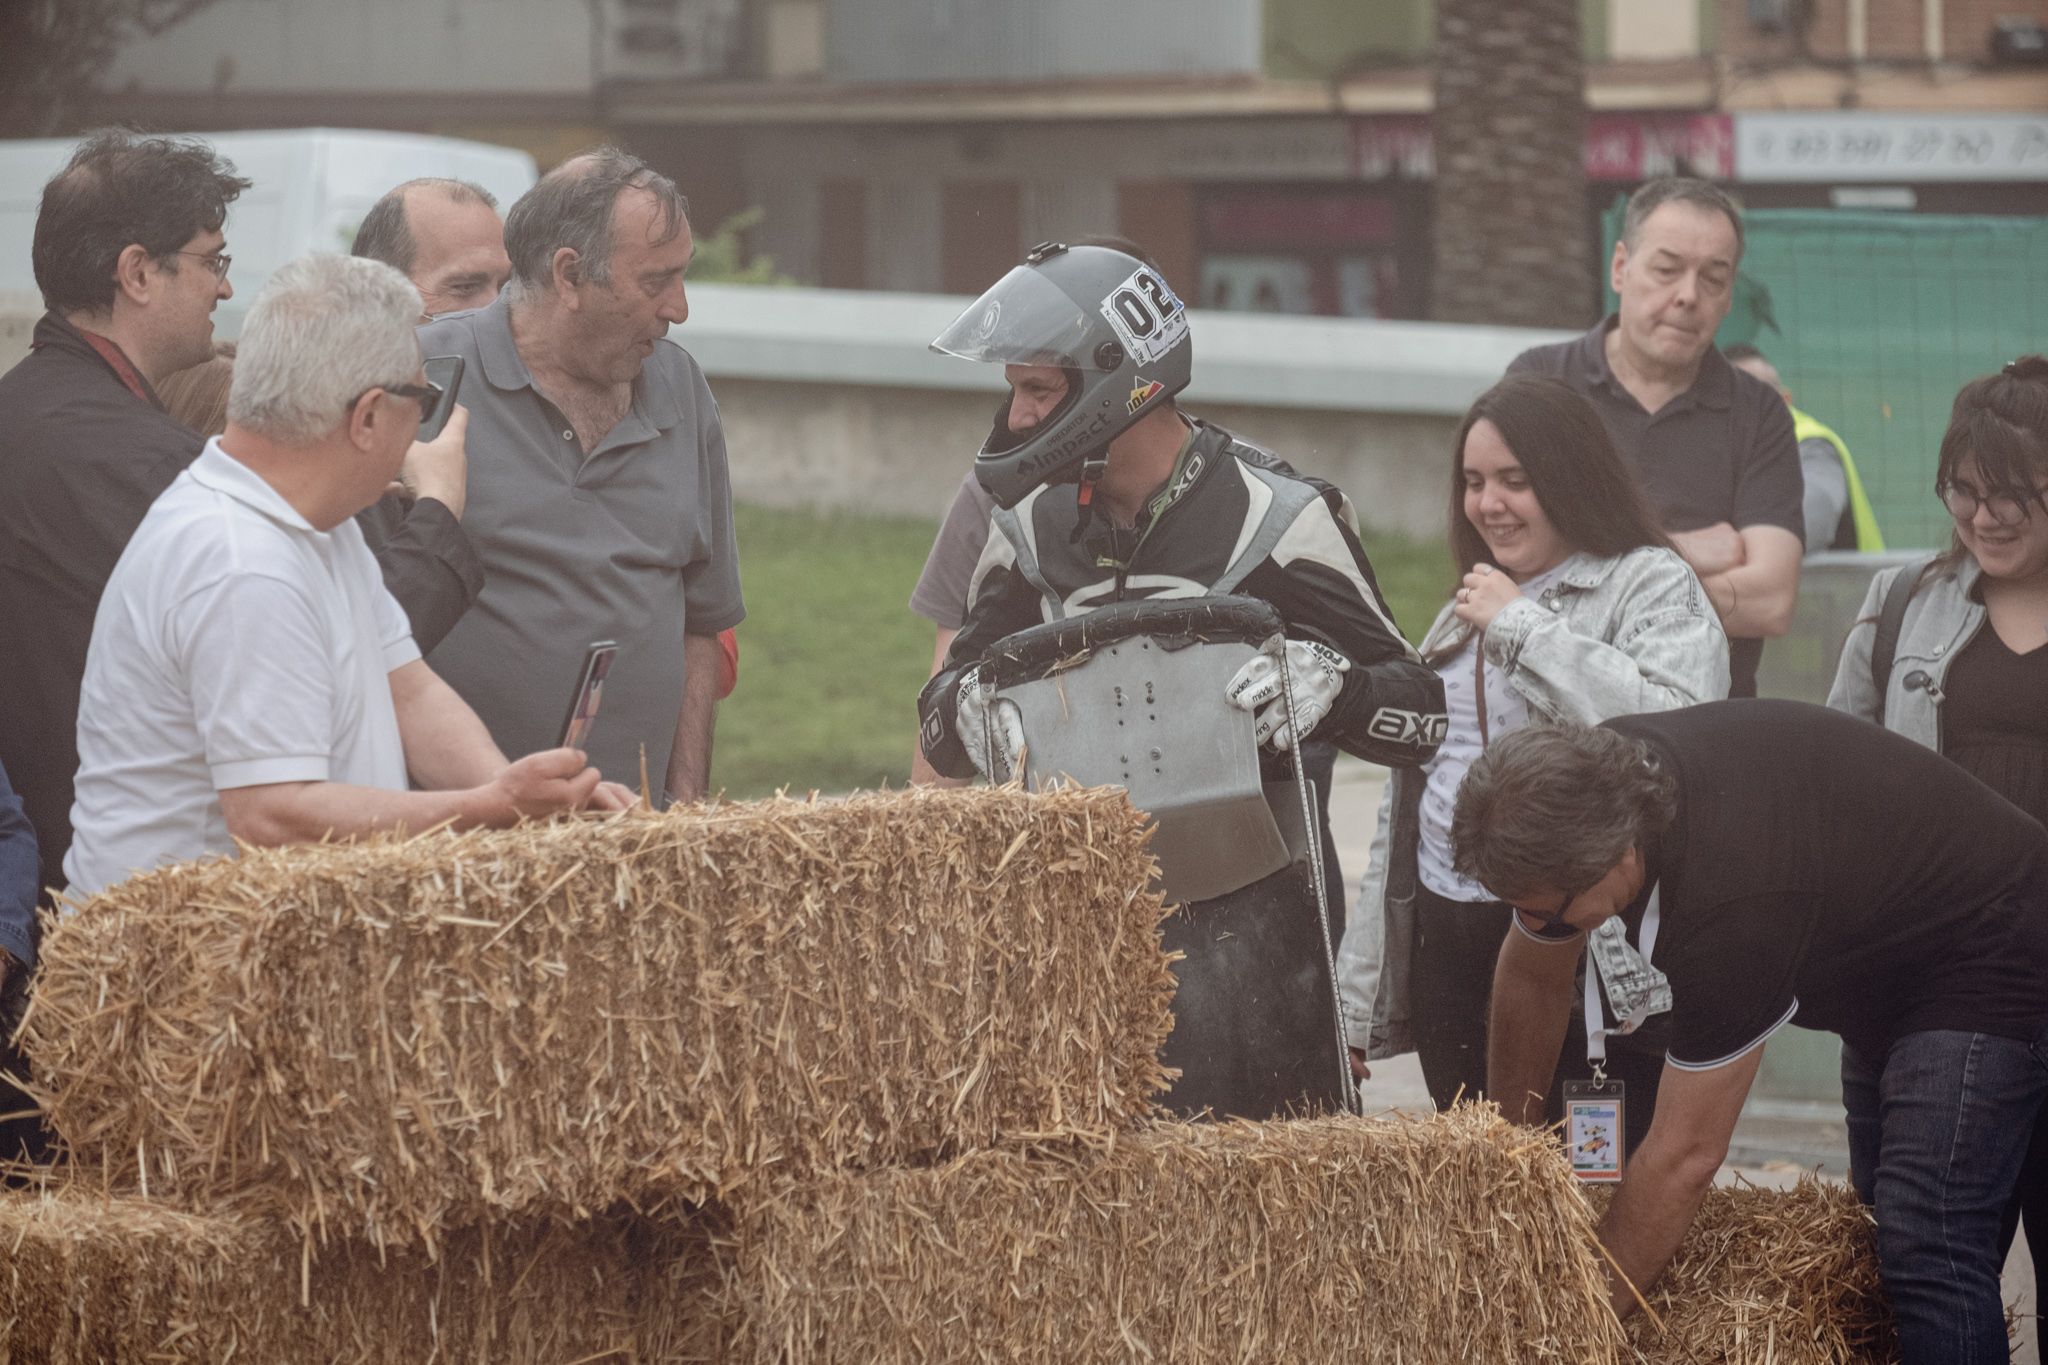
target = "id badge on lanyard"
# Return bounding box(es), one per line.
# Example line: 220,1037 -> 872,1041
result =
1566,888 -> 1670,1183
1567,953 -> 1630,1183
1563,1074 -> 1625,1183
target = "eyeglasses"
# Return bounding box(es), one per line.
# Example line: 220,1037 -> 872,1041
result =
1509,888 -> 1580,936
172,250 -> 232,279
1937,476 -> 2045,528
352,377 -> 444,416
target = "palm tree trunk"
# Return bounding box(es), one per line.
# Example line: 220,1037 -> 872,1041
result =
1431,0 -> 1594,328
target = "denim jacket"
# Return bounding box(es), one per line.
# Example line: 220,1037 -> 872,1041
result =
1825,555 -> 1980,753
1336,545 -> 1730,1059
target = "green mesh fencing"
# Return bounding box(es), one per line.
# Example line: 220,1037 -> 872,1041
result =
1604,203 -> 2048,550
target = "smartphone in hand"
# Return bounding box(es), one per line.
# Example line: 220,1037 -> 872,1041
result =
559,641 -> 619,751
417,355 -> 465,442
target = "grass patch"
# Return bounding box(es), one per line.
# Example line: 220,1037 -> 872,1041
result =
1366,532 -> 1455,646
713,503 -> 1451,798
713,504 -> 939,799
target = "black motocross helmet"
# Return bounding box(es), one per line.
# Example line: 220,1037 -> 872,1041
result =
930,241 -> 1193,509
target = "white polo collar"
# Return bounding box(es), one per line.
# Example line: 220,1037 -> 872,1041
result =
187,437 -> 320,534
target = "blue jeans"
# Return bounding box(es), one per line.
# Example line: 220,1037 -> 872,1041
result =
1843,1029 -> 2048,1364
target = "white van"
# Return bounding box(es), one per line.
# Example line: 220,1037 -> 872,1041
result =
0,128 -> 538,332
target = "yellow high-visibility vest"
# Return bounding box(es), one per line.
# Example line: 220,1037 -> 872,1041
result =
1792,407 -> 1885,552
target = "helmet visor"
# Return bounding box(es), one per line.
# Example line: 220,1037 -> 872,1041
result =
931,265 -> 1115,371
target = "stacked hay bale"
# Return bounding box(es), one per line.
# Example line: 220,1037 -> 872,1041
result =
11,786 -> 1173,1360
1615,1179 -> 1898,1365
727,1109 -> 1625,1363
0,1190 -> 738,1361
10,781 -> 1891,1362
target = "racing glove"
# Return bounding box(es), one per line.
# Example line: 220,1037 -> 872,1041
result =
953,667 -> 1028,781
1224,639 -> 1351,751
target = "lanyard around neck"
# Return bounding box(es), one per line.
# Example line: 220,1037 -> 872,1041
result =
1582,885 -> 1665,1073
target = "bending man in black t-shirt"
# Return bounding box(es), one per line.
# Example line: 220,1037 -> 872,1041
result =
1454,700 -> 2048,1364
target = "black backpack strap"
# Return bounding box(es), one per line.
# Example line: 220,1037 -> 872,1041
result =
1870,558 -> 1930,725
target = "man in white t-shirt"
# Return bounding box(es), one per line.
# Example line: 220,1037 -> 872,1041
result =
66,253 -> 633,898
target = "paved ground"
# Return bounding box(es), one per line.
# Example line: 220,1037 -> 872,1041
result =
1324,755 -> 2038,1360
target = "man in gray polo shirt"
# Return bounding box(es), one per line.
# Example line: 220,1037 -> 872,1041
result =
1509,178 -> 1801,698
419,149 -> 744,803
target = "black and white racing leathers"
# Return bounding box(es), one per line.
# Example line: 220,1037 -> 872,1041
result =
918,417 -> 1447,779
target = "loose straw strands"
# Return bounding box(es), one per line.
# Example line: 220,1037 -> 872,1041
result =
722,1107 -> 1628,1365
0,1186 -> 740,1363
1609,1177 -> 1899,1365
25,787 -> 1176,1251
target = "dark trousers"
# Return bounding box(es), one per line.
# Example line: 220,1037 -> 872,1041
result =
1411,884 -> 1510,1110
1844,1028 -> 2048,1364
1997,1107 -> 2048,1329
0,964 -> 49,1177
1412,882 -> 1664,1155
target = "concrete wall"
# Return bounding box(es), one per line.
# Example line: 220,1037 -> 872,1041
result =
678,282 -> 1565,533
0,283 -> 1564,539
709,376 -> 1462,533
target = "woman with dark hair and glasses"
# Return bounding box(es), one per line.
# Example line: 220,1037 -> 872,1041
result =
1337,374 -> 1728,1122
1829,353 -> 2048,1319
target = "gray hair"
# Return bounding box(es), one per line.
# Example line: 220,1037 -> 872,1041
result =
503,146 -> 688,292
228,254 -> 423,444
351,178 -> 500,276
1621,177 -> 1745,262
1450,722 -> 1677,901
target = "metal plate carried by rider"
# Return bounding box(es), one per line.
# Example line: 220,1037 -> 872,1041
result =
984,598 -> 1294,906
979,595 -> 1354,1121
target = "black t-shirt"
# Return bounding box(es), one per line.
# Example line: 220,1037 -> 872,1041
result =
1603,700 -> 2048,1066
1943,627 -> 2048,828
1510,321 -> 1803,699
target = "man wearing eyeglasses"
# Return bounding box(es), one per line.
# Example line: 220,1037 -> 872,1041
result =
64,254 -> 635,899
1455,702 -> 2048,1362
0,130 -> 251,911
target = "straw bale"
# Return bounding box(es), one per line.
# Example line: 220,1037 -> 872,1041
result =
25,787 -> 1175,1249
1612,1178 -> 1898,1365
724,1108 -> 1626,1364
0,1187 -> 742,1362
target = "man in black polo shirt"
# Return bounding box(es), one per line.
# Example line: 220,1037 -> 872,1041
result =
1510,178 -> 1802,698
1456,702 -> 2048,1363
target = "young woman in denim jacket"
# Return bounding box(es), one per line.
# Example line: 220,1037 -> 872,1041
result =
1828,355 -> 2048,1322
1336,375 -> 1729,1120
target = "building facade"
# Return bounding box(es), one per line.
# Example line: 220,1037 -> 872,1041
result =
92,0 -> 2048,317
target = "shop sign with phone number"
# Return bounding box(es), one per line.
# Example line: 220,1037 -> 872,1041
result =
1735,113 -> 2048,182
